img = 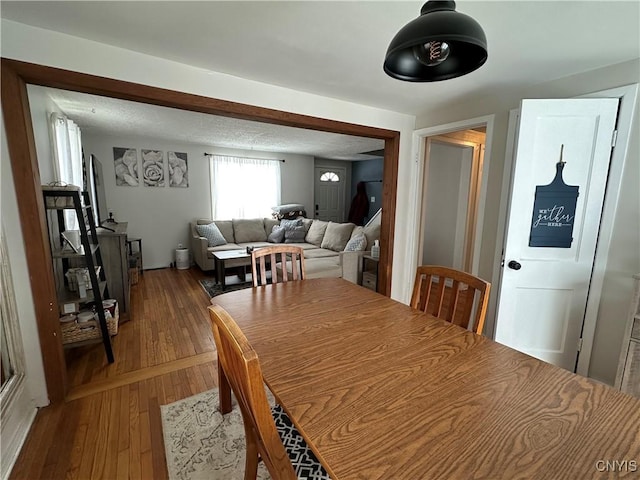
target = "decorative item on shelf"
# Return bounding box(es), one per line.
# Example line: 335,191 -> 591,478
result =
371,240 -> 380,259
384,1 -> 487,82
65,267 -> 101,292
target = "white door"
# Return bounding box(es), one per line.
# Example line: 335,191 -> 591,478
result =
494,98 -> 618,371
314,166 -> 345,221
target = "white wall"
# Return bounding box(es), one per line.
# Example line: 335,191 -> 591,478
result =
82,132 -> 314,268
415,59 -> 640,385
422,143 -> 470,269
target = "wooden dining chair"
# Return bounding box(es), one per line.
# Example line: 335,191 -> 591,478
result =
250,245 -> 306,287
410,265 -> 491,335
208,305 -> 329,480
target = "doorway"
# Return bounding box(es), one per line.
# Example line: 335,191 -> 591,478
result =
420,130 -> 486,273
314,166 -> 346,221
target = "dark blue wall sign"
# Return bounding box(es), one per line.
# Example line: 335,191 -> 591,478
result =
529,147 -> 579,248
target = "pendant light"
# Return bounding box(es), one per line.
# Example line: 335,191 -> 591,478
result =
384,1 -> 487,82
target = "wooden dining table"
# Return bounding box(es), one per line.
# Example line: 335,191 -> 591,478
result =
213,278 -> 640,479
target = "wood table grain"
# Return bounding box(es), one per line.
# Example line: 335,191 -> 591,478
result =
213,278 -> 640,480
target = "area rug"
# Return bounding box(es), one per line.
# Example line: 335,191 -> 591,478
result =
198,278 -> 252,299
161,388 -> 273,480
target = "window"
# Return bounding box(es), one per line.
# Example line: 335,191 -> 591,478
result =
320,171 -> 340,182
210,155 -> 281,219
50,113 -> 83,229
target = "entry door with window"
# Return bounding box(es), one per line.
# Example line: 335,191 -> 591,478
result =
314,166 -> 345,221
494,98 -> 618,371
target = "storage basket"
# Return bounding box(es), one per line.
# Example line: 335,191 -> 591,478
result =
60,304 -> 119,345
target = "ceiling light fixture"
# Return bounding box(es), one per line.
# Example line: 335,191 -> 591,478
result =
384,1 -> 487,82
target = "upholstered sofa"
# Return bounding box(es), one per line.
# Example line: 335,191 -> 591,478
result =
190,217 -> 380,284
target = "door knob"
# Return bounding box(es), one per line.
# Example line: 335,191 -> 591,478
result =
507,260 -> 522,270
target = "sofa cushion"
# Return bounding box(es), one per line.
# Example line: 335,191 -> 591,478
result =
350,226 -> 364,239
305,220 -> 328,246
303,257 -> 342,279
284,225 -> 307,243
233,218 -> 267,243
304,248 -> 340,259
283,242 -> 320,250
321,222 -> 355,252
344,233 -> 367,252
214,220 -> 235,243
363,222 -> 380,248
301,218 -> 313,234
240,241 -> 272,249
196,222 -> 227,247
268,225 -> 285,243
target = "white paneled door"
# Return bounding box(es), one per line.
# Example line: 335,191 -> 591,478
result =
494,98 -> 618,371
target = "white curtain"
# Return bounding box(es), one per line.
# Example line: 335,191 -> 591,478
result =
210,155 -> 281,219
50,113 -> 83,230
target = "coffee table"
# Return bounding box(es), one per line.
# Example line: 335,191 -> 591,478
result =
212,249 -> 252,290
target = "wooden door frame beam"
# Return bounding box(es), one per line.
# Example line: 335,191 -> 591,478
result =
0,58 -> 399,402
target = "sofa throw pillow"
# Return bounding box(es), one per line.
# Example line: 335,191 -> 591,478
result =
268,225 -> 285,243
305,220 -> 328,246
264,218 -> 280,235
321,222 -> 355,252
196,222 -> 227,247
344,233 -> 367,252
284,225 -> 307,243
233,218 -> 267,243
280,218 -> 303,230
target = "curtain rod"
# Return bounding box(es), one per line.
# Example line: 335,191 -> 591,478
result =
204,153 -> 285,163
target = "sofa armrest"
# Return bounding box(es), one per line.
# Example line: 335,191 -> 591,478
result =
339,250 -> 369,284
190,222 -> 216,271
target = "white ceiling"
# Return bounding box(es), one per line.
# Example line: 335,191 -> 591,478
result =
39,87 -> 386,160
4,1 -> 639,157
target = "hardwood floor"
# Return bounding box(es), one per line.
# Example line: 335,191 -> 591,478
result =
10,267 -> 219,480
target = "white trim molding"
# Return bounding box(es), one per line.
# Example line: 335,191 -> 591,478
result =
406,115 -> 495,304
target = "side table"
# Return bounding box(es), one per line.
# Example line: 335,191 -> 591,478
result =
361,254 -> 379,292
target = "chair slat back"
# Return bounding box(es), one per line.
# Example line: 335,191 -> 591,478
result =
208,305 -> 297,479
251,245 -> 306,287
410,265 -> 491,334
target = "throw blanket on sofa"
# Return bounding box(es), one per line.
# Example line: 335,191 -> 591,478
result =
272,203 -> 307,220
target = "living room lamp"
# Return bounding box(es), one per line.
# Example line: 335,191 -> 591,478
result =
384,0 -> 487,82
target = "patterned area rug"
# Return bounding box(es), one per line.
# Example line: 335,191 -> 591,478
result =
161,388 -> 272,480
198,279 -> 252,298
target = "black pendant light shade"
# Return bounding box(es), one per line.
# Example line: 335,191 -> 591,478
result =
384,1 -> 487,82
